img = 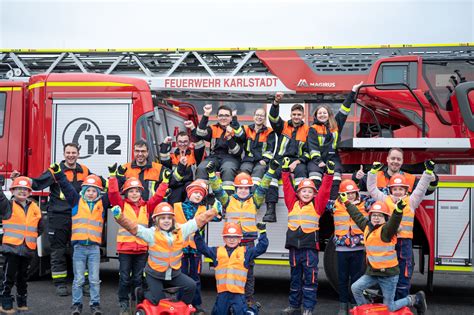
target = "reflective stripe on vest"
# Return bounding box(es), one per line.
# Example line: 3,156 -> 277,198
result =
71,199 -> 104,244
364,226 -> 398,269
171,150 -> 197,167
147,229 -> 184,272
376,171 -> 416,193
116,203 -> 148,246
225,198 -> 257,233
174,203 -> 206,249
287,202 -> 320,233
311,124 -> 339,151
2,201 -> 41,250
385,196 -> 414,239
215,246 -> 248,294
277,122 -> 309,157
333,200 -> 368,237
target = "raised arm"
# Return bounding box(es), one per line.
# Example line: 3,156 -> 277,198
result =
367,162 -> 386,201
268,93 -> 284,134
410,163 -> 436,209
281,158 -> 297,211
50,164 -> 80,208
207,161 -> 229,208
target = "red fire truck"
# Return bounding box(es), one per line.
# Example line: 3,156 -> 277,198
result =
0,44 -> 472,290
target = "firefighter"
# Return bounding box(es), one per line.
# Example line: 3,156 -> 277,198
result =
207,158 -> 278,307
0,176 -> 43,314
194,104 -> 242,195
267,93 -> 310,224
344,197 -> 427,314
108,166 -> 170,315
281,157 -> 334,315
117,139 -> 169,201
110,201 -> 221,307
234,107 -> 277,222
307,81 -> 363,208
49,163 -> 109,315
332,179 -> 369,315
194,222 -> 268,315
353,147 -> 439,196
367,160 -> 436,301
11,143 -> 98,297
159,121 -> 205,204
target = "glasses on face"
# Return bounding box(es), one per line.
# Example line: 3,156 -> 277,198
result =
218,114 -> 231,118
177,141 -> 189,145
254,114 -> 266,118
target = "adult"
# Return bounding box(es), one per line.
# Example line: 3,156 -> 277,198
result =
11,143 -> 98,296
159,122 -> 205,204
193,104 -> 242,195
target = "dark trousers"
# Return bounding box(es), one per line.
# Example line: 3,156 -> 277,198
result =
118,253 -> 147,304
212,292 -> 259,315
196,155 -> 240,194
266,159 -> 308,204
307,157 -> 343,200
48,214 -> 72,286
1,253 -> 31,297
395,238 -> 413,300
240,241 -> 255,303
288,248 -> 319,311
145,272 -> 196,305
336,250 -> 365,304
181,253 -> 202,307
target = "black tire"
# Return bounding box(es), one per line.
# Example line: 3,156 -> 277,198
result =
135,309 -> 146,315
323,235 -> 339,293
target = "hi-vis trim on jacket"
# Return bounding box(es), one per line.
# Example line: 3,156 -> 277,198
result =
226,198 -> 257,233
215,246 -> 248,294
3,201 -> 41,250
334,200 -> 367,237
147,229 -> 184,272
384,196 -> 414,239
310,124 -> 339,159
364,226 -> 398,269
377,171 -> 416,193
170,150 -> 197,167
243,125 -> 274,160
63,164 -> 90,183
116,203 -> 148,246
123,161 -> 163,194
277,122 -> 309,158
208,125 -> 240,155
71,199 -> 104,244
174,202 -> 206,249
288,202 -> 320,233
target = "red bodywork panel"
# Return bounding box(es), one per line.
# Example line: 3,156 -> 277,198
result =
136,298 -> 196,315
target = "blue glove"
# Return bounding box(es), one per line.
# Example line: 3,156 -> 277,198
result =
111,205 -> 122,219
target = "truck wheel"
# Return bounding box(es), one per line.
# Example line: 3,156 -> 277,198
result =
323,236 -> 339,293
135,309 -> 146,315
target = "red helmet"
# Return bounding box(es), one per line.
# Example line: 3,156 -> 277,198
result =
121,177 -> 144,194
222,222 -> 243,237
368,201 -> 391,216
234,173 -> 253,187
151,202 -> 174,219
339,179 -> 359,193
296,179 -> 317,193
82,175 -> 103,190
388,174 -> 410,189
10,176 -> 32,191
185,179 -> 208,197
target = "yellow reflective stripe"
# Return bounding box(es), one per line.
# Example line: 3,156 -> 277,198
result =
340,104 -> 351,113
205,257 -> 290,266
437,182 -> 474,188
0,87 -> 21,91
268,114 -> 279,123
28,82 -> 45,90
434,265 -> 473,272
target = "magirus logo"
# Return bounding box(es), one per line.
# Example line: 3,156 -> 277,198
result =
297,79 -> 336,88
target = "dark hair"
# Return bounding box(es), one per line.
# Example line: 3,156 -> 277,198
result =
134,140 -> 149,150
388,148 -> 403,156
176,131 -> 189,139
217,105 -> 232,115
291,104 -> 304,112
63,143 -> 80,152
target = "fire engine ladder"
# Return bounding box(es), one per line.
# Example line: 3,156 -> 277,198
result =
0,44 -> 472,101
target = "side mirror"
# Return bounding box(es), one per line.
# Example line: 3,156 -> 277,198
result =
0,175 -> 5,187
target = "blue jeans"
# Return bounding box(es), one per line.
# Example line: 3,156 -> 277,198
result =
288,248 -> 319,311
395,238 -> 413,300
351,274 -> 411,312
118,253 -> 147,304
337,250 -> 365,303
212,292 -> 259,315
72,244 -> 100,305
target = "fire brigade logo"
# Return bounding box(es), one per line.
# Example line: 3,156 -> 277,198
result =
19,180 -> 28,186
373,204 -> 381,210
296,79 -> 336,88
394,178 -> 402,184
86,178 -> 95,184
131,180 -> 139,186
303,180 -> 311,186
62,118 -> 121,159
228,228 -> 237,234
347,185 -> 354,190
241,179 -> 249,185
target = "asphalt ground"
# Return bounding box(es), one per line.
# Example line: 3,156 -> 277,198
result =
19,259 -> 474,315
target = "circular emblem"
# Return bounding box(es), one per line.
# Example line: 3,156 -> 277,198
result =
347,185 -> 354,190
163,206 -> 171,212
373,204 -> 381,210
394,178 -> 402,184
241,179 -> 248,184
87,178 -> 95,184
200,183 -> 207,188
131,180 -> 139,186
19,180 -> 28,186
304,180 -> 311,186
228,227 -> 236,233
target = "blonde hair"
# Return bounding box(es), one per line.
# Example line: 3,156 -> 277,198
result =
314,105 -> 337,130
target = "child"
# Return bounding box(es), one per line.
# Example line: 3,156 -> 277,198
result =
50,163 -> 109,315
111,201 -> 221,307
0,176 -> 43,314
194,222 -> 268,315
108,163 -> 170,315
281,157 -> 334,315
332,179 -> 369,315
206,159 -> 278,307
343,196 -> 427,313
307,81 -> 363,206
367,160 -> 435,300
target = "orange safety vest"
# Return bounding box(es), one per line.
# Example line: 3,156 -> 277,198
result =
3,201 -> 41,250
174,203 -> 206,249
123,161 -> 163,193
64,164 -> 90,182
215,246 -> 248,294
287,202 -> 320,233
377,171 -> 416,193
333,200 -> 367,237
71,199 -> 104,244
277,122 -> 309,157
170,149 -> 197,167
384,196 -> 414,239
147,228 -> 184,272
364,225 -> 398,270
225,197 -> 257,233
311,124 -> 339,151
243,125 -> 273,158
116,203 -> 148,246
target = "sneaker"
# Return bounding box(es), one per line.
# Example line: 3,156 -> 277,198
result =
56,284 -> 69,297
0,296 -> 15,314
17,294 -> 29,311
71,303 -> 82,315
302,309 -> 313,315
281,305 -> 301,315
413,291 -> 427,314
90,303 -> 102,315
119,302 -> 130,315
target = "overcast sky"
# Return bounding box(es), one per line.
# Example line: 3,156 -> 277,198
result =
0,0 -> 472,49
